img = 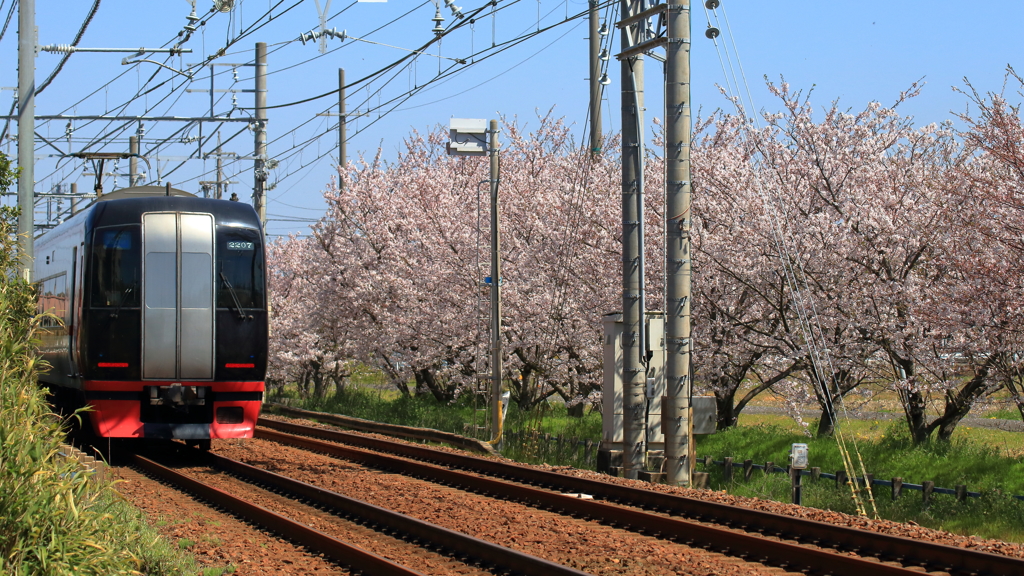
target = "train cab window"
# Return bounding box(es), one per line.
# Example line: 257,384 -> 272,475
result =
216,226 -> 264,309
90,225 -> 141,308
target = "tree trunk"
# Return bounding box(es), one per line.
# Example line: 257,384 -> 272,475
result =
816,406 -> 836,437
714,388 -> 739,430
902,387 -> 931,444
415,368 -> 453,403
933,362 -> 994,441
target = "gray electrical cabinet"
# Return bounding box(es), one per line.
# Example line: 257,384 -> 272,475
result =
598,312 -> 716,475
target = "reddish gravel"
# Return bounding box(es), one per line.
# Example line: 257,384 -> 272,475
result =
263,416 -> 1024,560
178,463 -> 493,575
112,416 -> 1024,574
114,465 -> 345,574
215,437 -> 796,576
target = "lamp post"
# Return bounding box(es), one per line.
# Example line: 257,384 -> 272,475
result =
448,118 -> 503,444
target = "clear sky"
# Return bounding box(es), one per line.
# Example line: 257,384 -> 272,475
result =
2,0 -> 1022,238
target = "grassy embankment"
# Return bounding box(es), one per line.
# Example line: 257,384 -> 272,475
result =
0,205 -> 225,575
277,372 -> 1024,543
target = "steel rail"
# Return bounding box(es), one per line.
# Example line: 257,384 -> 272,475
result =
259,418 -> 1024,576
203,451 -> 593,576
129,454 -> 424,576
257,425 -> 936,576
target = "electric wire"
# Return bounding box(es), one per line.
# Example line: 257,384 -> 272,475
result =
705,1 -> 878,517
36,0 -> 102,95
0,0 -> 15,44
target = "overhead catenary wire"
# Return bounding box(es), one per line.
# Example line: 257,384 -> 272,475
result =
26,0 -> 616,222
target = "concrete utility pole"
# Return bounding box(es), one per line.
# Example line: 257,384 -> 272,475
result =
619,0 -> 645,481
663,2 -> 693,486
488,119 -> 503,443
339,68 -> 347,169
253,42 -> 268,225
17,0 -> 35,281
588,1 -> 602,154
216,140 -> 224,199
129,136 -> 140,186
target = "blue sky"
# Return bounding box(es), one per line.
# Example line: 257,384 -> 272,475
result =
2,0 -> 1022,238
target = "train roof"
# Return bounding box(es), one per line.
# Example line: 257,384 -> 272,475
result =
36,189 -> 262,247
87,195 -> 262,230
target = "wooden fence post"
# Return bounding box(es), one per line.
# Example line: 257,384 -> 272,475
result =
923,481 -> 935,508
892,477 -> 903,501
743,459 -> 754,481
864,473 -> 874,495
956,485 -> 968,502
836,470 -> 847,489
764,462 -> 774,476
724,457 -> 734,482
811,467 -> 821,481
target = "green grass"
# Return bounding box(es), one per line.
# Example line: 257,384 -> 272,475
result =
279,383 -> 603,467
696,419 -> 1024,541
983,408 -> 1022,421
300,385 -> 482,436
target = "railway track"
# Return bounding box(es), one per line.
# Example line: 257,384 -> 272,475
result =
129,449 -> 590,576
258,416 -> 1024,576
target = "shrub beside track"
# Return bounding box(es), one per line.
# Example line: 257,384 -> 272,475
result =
0,196 -> 199,574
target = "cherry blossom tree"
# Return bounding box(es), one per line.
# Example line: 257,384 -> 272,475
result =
267,80 -> 1024,443
944,67 -> 1024,422
271,114 -> 629,411
750,81 -> 994,443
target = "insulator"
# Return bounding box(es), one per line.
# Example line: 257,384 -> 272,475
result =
43,44 -> 75,54
705,27 -> 720,39
705,0 -> 720,8
431,7 -> 445,34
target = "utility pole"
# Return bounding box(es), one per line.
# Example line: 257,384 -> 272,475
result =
216,139 -> 224,199
17,0 -> 35,281
619,0 -> 645,481
253,42 -> 267,226
488,118 -> 503,444
663,2 -> 693,486
129,135 -> 139,186
588,1 -> 602,154
199,136 -> 237,199
339,68 -> 347,169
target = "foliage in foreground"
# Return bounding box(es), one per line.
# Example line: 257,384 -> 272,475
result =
0,197 -> 201,574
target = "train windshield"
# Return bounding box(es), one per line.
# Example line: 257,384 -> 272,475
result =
216,226 -> 265,309
90,225 -> 141,308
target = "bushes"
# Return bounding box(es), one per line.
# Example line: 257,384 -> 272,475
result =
0,206 -> 123,573
0,201 -> 200,575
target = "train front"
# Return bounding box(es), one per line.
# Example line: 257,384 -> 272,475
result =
81,197 -> 267,441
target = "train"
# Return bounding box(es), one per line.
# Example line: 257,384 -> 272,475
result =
35,186 -> 267,448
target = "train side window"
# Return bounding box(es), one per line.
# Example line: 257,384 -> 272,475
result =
53,274 -> 67,323
34,275 -> 66,327
90,225 -> 141,308
216,227 -> 264,309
